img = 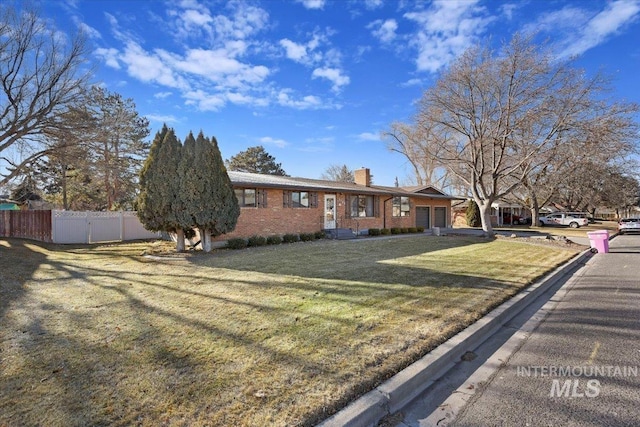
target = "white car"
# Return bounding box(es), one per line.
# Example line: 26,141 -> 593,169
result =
618,218 -> 640,234
539,212 -> 589,228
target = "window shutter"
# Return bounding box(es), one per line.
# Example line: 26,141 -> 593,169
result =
345,195 -> 351,217
374,196 -> 380,217
283,191 -> 291,208
258,189 -> 267,208
310,192 -> 318,208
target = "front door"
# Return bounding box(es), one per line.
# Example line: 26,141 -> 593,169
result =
324,195 -> 337,229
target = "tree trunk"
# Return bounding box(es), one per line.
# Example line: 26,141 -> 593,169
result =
202,228 -> 212,253
530,196 -> 540,228
477,199 -> 495,238
175,229 -> 185,252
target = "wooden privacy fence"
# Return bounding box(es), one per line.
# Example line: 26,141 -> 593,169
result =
0,210 -> 52,242
0,210 -> 160,244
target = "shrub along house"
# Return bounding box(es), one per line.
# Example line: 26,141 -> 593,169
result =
212,168 -> 458,243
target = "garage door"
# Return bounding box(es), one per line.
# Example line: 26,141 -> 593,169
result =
434,207 -> 447,228
416,207 -> 430,229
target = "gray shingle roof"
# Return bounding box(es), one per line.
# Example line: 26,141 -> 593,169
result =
227,171 -> 461,200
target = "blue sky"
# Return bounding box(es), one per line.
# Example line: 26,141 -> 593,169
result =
32,0 -> 640,186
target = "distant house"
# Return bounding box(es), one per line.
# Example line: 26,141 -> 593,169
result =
0,199 -> 20,210
212,168 -> 459,242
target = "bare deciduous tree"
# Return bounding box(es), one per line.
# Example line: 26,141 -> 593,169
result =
400,34 -> 638,236
383,121 -> 455,190
320,164 -> 355,183
0,4 -> 91,184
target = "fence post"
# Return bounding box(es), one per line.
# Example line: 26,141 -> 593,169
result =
51,210 -> 56,243
119,211 -> 124,241
86,212 -> 91,244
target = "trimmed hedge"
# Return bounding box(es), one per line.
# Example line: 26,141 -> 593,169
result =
226,238 -> 247,249
390,227 -> 401,234
266,235 -> 282,245
299,232 -> 315,242
282,233 -> 299,243
368,228 -> 381,236
314,230 -> 326,240
381,228 -> 391,235
247,235 -> 267,247
416,226 -> 425,233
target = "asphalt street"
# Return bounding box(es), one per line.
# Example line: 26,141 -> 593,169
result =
397,233 -> 640,427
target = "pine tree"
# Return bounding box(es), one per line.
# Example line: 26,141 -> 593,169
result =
225,145 -> 287,176
176,131 -> 198,235
194,132 -> 239,252
466,199 -> 481,227
137,125 -> 186,251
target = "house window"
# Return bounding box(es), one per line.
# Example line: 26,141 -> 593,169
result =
235,189 -> 256,207
392,196 -> 410,217
283,191 -> 318,208
235,189 -> 267,208
293,191 -> 309,208
349,195 -> 376,217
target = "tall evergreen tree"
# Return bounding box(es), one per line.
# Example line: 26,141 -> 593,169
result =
466,199 -> 481,227
137,125 -> 186,251
194,132 -> 239,252
225,145 -> 287,176
176,131 -> 198,232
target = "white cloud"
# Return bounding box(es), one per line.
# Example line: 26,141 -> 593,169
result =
280,39 -> 308,61
280,33 -> 324,65
405,0 -> 494,73
357,132 -> 380,141
277,90 -> 323,109
297,0 -> 325,10
181,8 -> 213,27
154,91 -> 173,99
562,0 -> 640,57
184,89 -> 226,111
364,0 -> 383,10
312,67 -> 350,92
94,47 -> 121,69
400,78 -> 423,87
368,19 -> 398,44
499,3 -> 520,20
145,114 -> 179,123
259,136 -> 289,148
73,17 -> 102,39
121,42 -> 188,89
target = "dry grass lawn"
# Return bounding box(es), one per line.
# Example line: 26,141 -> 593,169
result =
0,235 -> 582,426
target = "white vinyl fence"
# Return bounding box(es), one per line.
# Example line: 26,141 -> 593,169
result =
52,211 -> 161,244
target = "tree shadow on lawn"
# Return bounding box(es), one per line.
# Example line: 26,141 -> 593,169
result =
0,236 -> 577,427
0,250 -> 337,426
0,238 -> 48,321
185,234 -> 557,292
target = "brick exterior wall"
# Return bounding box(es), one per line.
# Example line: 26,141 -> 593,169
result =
213,187 -> 452,242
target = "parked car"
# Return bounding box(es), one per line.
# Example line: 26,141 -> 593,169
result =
617,218 -> 640,234
501,213 -> 523,225
539,212 -> 589,228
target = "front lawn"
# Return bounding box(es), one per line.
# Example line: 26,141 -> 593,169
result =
0,235 -> 580,426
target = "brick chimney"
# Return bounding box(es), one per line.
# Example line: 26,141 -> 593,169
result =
354,168 -> 371,187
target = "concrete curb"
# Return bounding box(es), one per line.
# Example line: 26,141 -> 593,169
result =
318,249 -> 593,427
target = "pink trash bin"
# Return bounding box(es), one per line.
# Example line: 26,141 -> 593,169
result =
587,230 -> 609,253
